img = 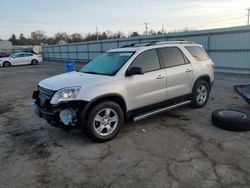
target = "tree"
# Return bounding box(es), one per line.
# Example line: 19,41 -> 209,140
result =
70,33 -> 83,43
9,34 -> 17,45
100,32 -> 108,40
30,30 -> 47,45
148,29 -> 156,35
130,31 -> 139,37
19,33 -> 27,45
31,31 -> 46,41
54,32 -> 69,43
113,31 -> 125,39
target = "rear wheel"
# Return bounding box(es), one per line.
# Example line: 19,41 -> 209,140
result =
85,101 -> 124,142
2,61 -> 11,67
31,59 -> 38,65
191,80 -> 209,108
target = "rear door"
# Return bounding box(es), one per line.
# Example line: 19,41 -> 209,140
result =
158,47 -> 193,100
20,53 -> 32,64
126,49 -> 167,110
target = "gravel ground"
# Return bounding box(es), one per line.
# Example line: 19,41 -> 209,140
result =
0,61 -> 250,188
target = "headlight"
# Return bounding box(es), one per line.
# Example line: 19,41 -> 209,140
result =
50,86 -> 81,104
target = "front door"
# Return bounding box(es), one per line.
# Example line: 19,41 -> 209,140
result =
126,49 -> 167,110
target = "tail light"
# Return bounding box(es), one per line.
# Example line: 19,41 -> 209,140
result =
211,63 -> 215,70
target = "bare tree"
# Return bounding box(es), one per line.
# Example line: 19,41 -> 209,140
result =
70,33 -> 83,43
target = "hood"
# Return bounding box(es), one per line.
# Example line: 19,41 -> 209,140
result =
0,57 -> 10,61
39,71 -> 113,91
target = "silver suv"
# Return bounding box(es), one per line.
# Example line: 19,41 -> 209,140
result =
32,41 -> 214,142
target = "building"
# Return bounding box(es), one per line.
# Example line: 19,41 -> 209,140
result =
0,40 -> 12,51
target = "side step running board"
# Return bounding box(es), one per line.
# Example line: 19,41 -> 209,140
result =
133,100 -> 191,122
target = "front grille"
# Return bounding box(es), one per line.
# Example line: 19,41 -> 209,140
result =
39,86 -> 54,97
38,86 -> 56,110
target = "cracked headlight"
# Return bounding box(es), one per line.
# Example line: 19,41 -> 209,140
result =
50,86 -> 81,105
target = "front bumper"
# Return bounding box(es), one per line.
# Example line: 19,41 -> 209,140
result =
31,100 -> 55,122
32,90 -> 81,129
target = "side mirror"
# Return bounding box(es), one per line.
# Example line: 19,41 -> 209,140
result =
126,66 -> 144,76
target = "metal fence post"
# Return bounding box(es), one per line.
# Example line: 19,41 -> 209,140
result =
67,45 -> 69,60
87,43 -> 90,61
59,46 -> 61,61
100,41 -> 103,53
52,47 -> 55,60
76,45 -> 79,62
207,32 -> 210,54
117,39 -> 119,48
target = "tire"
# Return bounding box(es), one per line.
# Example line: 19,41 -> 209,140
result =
85,101 -> 124,142
31,59 -> 38,65
191,80 -> 209,108
2,61 -> 11,67
212,109 -> 250,131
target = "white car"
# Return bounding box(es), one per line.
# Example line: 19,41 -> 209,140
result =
0,52 -> 43,67
32,41 -> 214,142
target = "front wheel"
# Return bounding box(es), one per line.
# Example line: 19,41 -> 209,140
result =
191,80 -> 210,108
3,61 -> 11,67
85,101 -> 124,142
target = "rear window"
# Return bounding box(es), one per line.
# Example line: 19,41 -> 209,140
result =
185,46 -> 209,61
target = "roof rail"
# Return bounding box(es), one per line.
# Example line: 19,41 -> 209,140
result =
121,41 -> 158,48
153,40 -> 196,45
121,40 -> 195,48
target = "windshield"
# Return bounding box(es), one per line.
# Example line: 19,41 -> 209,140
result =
9,54 -> 16,58
80,52 -> 134,76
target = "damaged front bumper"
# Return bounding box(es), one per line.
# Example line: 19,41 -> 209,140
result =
31,90 -> 85,129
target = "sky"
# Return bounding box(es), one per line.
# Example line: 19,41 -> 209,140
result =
0,0 -> 249,39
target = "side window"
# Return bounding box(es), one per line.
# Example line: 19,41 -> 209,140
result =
131,49 -> 160,73
185,46 -> 209,61
159,47 -> 186,68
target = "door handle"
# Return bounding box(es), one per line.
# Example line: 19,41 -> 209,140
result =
156,75 -> 165,79
185,69 -> 193,73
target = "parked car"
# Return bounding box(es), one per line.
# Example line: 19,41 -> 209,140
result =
0,52 -> 9,58
0,52 -> 43,67
32,41 -> 214,142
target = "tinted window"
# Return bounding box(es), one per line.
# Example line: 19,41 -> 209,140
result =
185,46 -> 209,61
16,54 -> 23,57
131,49 -> 160,73
159,47 -> 186,68
25,53 -> 33,56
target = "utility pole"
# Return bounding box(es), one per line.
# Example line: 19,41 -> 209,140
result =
247,8 -> 250,25
96,26 -> 99,40
162,24 -> 165,34
144,23 -> 149,36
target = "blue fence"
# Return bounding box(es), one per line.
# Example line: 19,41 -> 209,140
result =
42,25 -> 250,74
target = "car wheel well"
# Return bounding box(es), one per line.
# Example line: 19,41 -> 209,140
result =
89,96 -> 126,114
194,75 -> 211,91
2,61 -> 11,67
81,95 -> 127,125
